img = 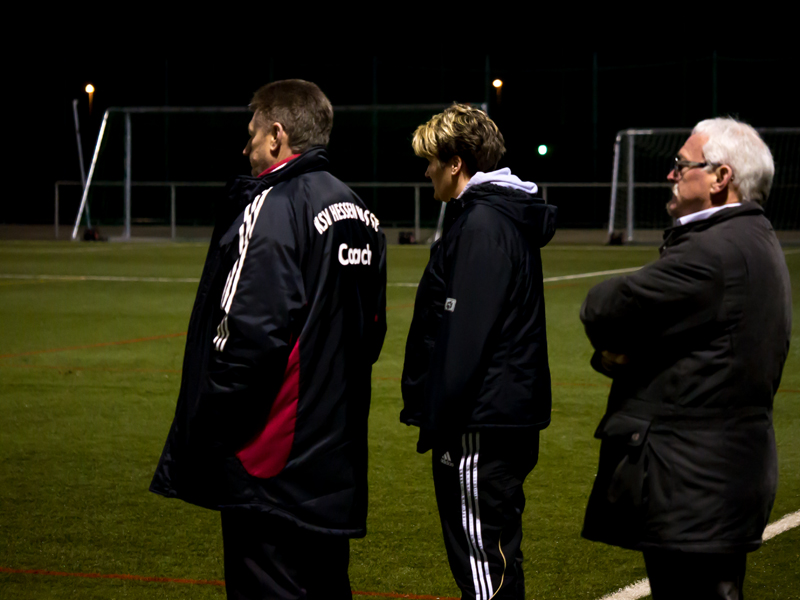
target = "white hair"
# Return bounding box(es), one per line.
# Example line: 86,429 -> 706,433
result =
692,117 -> 774,204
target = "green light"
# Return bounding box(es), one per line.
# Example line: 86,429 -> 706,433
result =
538,145 -> 548,156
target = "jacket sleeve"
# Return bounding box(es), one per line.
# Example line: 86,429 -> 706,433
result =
400,243 -> 445,427
201,190 -> 307,452
580,240 -> 723,356
370,234 -> 388,365
424,229 -> 513,435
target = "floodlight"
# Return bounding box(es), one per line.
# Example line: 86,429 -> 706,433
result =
538,145 -> 548,156
492,79 -> 503,89
85,84 -> 95,94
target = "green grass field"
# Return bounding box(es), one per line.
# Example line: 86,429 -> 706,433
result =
1,240 -> 798,599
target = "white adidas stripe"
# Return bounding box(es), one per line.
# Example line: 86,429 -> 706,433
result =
214,189 -> 270,352
459,432 -> 494,600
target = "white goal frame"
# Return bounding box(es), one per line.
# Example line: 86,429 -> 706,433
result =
609,127 -> 800,242
72,104 -> 486,241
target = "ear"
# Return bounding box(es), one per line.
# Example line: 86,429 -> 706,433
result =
270,122 -> 286,150
711,164 -> 734,194
449,155 -> 464,176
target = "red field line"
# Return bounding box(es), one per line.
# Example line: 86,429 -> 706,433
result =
0,363 -> 181,374
354,592 -> 457,599
2,360 -> 796,396
386,303 -> 416,311
0,566 -> 458,599
553,381 -> 612,388
0,332 -> 188,360
0,300 -> 411,360
0,566 -> 223,586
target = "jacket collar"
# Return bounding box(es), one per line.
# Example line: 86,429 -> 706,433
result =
213,146 -> 330,233
225,146 -> 329,211
661,202 -> 765,252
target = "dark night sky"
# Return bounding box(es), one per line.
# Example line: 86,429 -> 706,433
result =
13,49 -> 798,227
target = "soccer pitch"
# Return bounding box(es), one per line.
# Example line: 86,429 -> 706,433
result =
1,241 -> 798,599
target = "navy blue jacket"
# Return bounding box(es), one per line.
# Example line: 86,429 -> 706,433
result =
150,148 -> 386,537
401,183 -> 557,452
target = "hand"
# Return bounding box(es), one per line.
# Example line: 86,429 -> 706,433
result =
600,350 -> 629,371
590,350 -> 630,378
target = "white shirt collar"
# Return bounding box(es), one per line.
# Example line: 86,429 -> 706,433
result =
677,203 -> 741,226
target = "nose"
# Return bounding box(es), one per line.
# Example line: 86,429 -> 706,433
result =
667,168 -> 677,182
243,140 -> 250,157
424,166 -> 431,179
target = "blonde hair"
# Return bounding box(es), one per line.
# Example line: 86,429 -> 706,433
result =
412,104 -> 505,176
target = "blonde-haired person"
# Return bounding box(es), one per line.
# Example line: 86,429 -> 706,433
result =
401,104 -> 557,600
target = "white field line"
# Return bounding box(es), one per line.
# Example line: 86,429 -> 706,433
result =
0,274 -> 200,283
763,508 -> 800,540
1,266 -> 643,287
597,578 -> 651,600
783,248 -> 800,256
596,509 -> 800,600
389,266 -> 643,288
543,267 -> 641,283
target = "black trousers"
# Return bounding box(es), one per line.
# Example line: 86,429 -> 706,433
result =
221,509 -> 352,600
432,429 -> 539,600
644,550 -> 747,600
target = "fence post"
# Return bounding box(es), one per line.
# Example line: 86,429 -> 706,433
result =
55,183 -> 59,239
626,134 -> 635,242
414,185 -> 421,242
608,133 -> 622,240
171,185 -> 177,240
124,112 -> 132,240
541,185 -> 548,204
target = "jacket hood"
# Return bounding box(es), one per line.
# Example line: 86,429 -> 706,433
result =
457,181 -> 557,248
459,168 -> 539,197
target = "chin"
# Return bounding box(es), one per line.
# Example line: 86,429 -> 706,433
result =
666,193 -> 681,218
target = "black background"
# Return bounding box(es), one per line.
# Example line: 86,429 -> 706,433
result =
13,49 -> 798,229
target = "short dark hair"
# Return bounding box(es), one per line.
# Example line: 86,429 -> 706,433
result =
249,79 -> 333,152
412,103 -> 506,176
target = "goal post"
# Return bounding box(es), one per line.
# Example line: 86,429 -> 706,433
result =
71,103 -> 485,241
608,127 -> 800,243
71,107 -> 251,240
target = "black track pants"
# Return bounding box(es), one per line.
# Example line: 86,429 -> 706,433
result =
432,430 -> 539,600
644,550 -> 747,600
221,509 -> 352,600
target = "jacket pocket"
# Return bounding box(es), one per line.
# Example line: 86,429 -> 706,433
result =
596,412 -> 651,507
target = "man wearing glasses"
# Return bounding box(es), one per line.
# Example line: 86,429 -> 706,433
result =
579,118 -> 791,599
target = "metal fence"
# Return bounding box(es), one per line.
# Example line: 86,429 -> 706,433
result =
55,180 -> 645,241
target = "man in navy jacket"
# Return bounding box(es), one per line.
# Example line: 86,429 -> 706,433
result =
151,80 -> 386,600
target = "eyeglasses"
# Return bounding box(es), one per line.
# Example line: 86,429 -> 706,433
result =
672,156 -> 717,178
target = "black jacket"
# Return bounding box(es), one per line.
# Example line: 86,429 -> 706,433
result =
580,203 -> 791,553
401,183 -> 557,453
150,148 -> 387,537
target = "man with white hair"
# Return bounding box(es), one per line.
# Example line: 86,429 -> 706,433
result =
579,117 -> 791,599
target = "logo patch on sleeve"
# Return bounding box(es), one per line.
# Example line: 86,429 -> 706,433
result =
444,298 -> 457,312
